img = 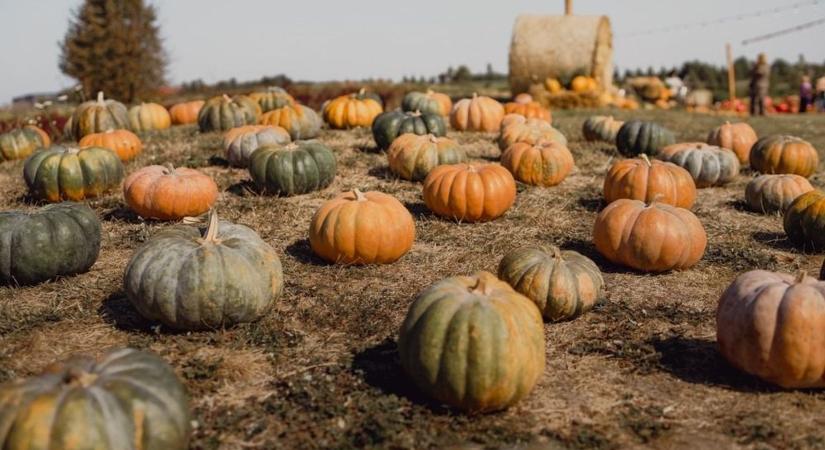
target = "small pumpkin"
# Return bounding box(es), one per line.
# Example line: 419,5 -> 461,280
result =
248,141 -> 337,196
571,75 -> 598,93
498,245 -> 604,322
123,164 -> 218,220
657,142 -> 740,188
544,78 -> 563,93
128,102 -> 172,131
783,190 -> 825,250
423,163 -> 516,222
79,129 -> 143,161
169,100 -> 204,125
503,95 -> 552,123
25,125 -> 51,147
323,88 -> 384,129
309,189 -> 415,264
615,120 -> 676,157
259,103 -> 322,140
450,93 -> 505,132
498,118 -> 567,150
125,211 -> 283,330
706,121 -> 758,164
745,174 -> 814,214
401,89 -> 452,117
387,134 -> 466,181
0,127 -> 47,162
224,125 -> 291,168
593,198 -> 707,272
750,135 -> 819,177
501,141 -> 574,187
582,115 -> 624,143
603,154 -> 696,208
23,145 -> 125,202
371,110 -> 446,149
398,271 -> 545,412
198,94 -> 261,132
69,91 -> 131,139
248,86 -> 295,112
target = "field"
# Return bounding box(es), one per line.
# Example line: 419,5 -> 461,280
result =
2,108 -> 825,449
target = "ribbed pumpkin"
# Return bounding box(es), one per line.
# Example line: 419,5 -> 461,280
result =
783,190 -> 825,250
498,119 -> 567,150
423,164 -> 516,222
168,100 -> 204,125
387,134 -> 466,181
571,75 -> 598,93
750,135 -> 819,177
593,198 -> 707,272
398,271 -> 545,412
224,125 -> 290,168
371,110 -> 446,149
503,95 -> 552,123
309,189 -> 415,264
0,127 -> 47,162
128,102 -> 172,131
248,86 -> 295,112
23,145 -> 125,202
323,89 -> 384,129
123,165 -> 218,220
603,154 -> 696,208
79,129 -> 143,161
0,348 -> 190,449
198,94 -> 261,132
248,141 -> 337,196
717,270 -> 825,388
259,104 -> 322,140
498,246 -> 604,322
706,121 -> 758,164
450,93 -> 505,132
69,91 -> 131,139
0,202 -> 100,285
25,125 -> 51,147
745,174 -> 814,214
125,211 -> 283,330
657,142 -> 740,188
501,141 -> 574,187
582,115 -> 624,143
401,89 -> 452,117
615,120 -> 676,157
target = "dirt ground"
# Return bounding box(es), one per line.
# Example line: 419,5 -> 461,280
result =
2,109 -> 825,449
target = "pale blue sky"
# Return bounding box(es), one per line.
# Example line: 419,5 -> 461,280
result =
1,0 -> 824,104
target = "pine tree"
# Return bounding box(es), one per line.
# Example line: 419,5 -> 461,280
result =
60,0 -> 166,102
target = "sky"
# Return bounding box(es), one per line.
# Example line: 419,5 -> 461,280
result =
1,0 -> 824,104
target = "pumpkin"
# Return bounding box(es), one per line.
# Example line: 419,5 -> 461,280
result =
224,125 -> 290,168
0,127 -> 47,162
706,121 -> 758,164
168,100 -> 204,125
125,211 -> 283,330
309,189 -> 415,264
571,75 -> 598,93
593,198 -> 707,272
498,118 -> 567,150
128,102 -> 172,131
423,164 -> 516,222
398,271 -> 545,412
23,145 -> 125,202
544,78 -> 563,93
603,154 -> 696,208
323,88 -> 384,129
745,174 -> 814,214
401,89 -> 452,117
68,91 -> 131,139
197,94 -> 261,132
248,141 -> 337,196
259,103 -> 322,140
656,142 -> 740,188
750,135 -> 819,177
450,93 -> 505,132
25,125 -> 51,147
79,129 -> 143,162
501,141 -> 574,187
615,120 -> 676,157
123,164 -> 218,220
717,270 -> 825,388
503,95 -> 552,123
0,348 -> 190,449
387,134 -> 466,182
783,190 -> 825,250
0,202 -> 100,285
371,110 -> 446,149
248,86 -> 295,112
582,115 -> 624,143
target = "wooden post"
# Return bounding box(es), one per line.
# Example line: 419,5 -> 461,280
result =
726,43 -> 736,100
565,0 -> 573,15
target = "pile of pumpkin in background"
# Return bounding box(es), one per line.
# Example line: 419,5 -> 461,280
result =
1,84 -> 825,448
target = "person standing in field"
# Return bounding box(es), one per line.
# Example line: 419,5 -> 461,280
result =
799,75 -> 813,113
815,74 -> 825,112
749,53 -> 770,116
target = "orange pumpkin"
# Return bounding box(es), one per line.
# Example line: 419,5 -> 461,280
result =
603,155 -> 696,208
501,141 -> 574,187
498,118 -> 567,150
123,165 -> 218,220
706,121 -> 758,164
745,174 -> 814,214
423,164 -> 516,222
25,125 -> 51,147
260,104 -> 322,140
169,100 -> 204,125
504,95 -> 552,123
128,102 -> 171,131
387,134 -> 467,181
544,78 -> 563,93
322,89 -> 384,129
79,129 -> 143,161
309,189 -> 415,264
571,76 -> 598,93
450,93 -> 505,132
750,135 -> 819,177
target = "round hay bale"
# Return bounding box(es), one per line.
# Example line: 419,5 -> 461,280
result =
509,15 -> 613,95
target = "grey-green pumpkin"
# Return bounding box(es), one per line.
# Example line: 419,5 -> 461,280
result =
23,145 -> 125,202
0,128 -> 47,162
615,120 -> 676,157
197,94 -> 260,132
248,141 -> 337,195
371,110 -> 447,149
124,211 -> 284,330
582,115 -> 624,143
657,143 -> 740,188
0,202 -> 100,285
249,86 -> 295,112
69,91 -> 131,139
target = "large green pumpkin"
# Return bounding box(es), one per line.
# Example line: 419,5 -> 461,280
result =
124,211 -> 284,330
582,115 -> 624,143
398,271 -> 545,412
783,190 -> 825,251
197,94 -> 260,132
371,110 -> 447,149
23,145 -> 125,202
69,91 -> 131,139
0,348 -> 191,450
248,141 -> 337,196
0,202 -> 100,285
249,86 -> 295,112
0,128 -> 47,162
657,143 -> 740,188
401,90 -> 451,116
615,120 -> 676,157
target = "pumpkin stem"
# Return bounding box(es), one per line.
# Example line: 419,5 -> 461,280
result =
472,92 -> 478,99
428,134 -> 438,143
795,271 -> 808,283
411,110 -> 421,117
649,193 -> 664,205
63,368 -> 98,388
426,89 -> 434,95
203,210 -> 220,243
96,91 -> 104,103
353,189 -> 367,201
640,154 -> 652,167
358,88 -> 366,96
470,272 -> 495,296
163,163 -> 176,174
222,94 -> 232,102
551,246 -> 562,260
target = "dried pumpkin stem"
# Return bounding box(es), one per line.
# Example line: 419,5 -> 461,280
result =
641,154 -> 652,167
353,189 -> 367,201
551,246 -> 562,260
358,88 -> 366,96
428,134 -> 438,143
163,163 -> 176,175
470,274 -> 493,296
96,91 -> 105,103
795,271 -> 808,283
64,368 -> 98,387
203,210 -> 220,242
222,94 -> 232,102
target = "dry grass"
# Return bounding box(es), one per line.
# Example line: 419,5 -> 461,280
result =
2,109 -> 825,449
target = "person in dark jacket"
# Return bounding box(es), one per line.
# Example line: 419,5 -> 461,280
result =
800,75 -> 813,113
749,53 -> 770,116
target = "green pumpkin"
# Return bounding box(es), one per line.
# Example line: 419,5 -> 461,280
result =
582,115 -> 624,143
69,91 -> 131,139
248,141 -> 337,196
371,110 -> 446,149
250,86 -> 295,112
783,190 -> 825,251
124,211 -> 284,330
0,128 -> 46,162
197,94 -> 260,132
0,202 -> 100,285
23,145 -> 125,202
615,120 -> 676,157
401,91 -> 449,116
658,143 -> 740,188
0,348 -> 191,450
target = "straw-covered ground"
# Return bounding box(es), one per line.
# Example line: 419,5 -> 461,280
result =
1,109 -> 825,449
